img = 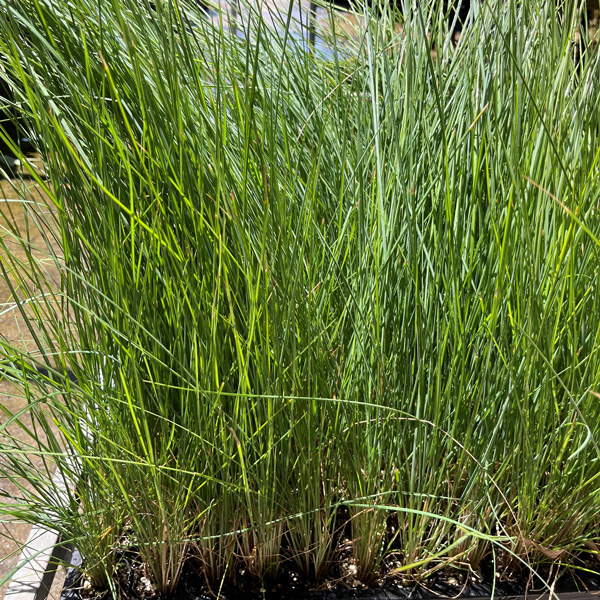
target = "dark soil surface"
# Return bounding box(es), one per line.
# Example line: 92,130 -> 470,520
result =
61,546 -> 600,600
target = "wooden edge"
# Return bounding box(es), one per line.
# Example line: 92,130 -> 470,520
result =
5,456 -> 77,600
5,532 -> 72,600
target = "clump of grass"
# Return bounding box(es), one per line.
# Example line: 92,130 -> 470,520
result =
0,0 -> 599,595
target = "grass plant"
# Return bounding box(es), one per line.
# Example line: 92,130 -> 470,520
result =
0,0 -> 600,595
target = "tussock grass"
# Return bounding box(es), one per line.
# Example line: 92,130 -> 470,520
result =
0,0 -> 600,594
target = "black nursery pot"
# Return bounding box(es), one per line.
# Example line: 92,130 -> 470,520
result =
7,528 -> 600,600
25,541 -> 600,600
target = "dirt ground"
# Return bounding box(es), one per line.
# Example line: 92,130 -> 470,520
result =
0,163 -> 68,600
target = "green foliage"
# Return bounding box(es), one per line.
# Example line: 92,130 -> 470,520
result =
0,0 -> 599,593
